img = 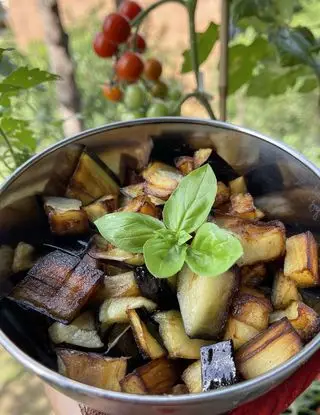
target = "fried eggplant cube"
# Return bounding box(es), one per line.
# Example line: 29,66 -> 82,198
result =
142,161 -> 183,191
181,360 -> 201,393
201,341 -> 238,391
269,301 -> 320,342
240,263 -> 267,288
230,193 -> 264,220
236,318 -> 302,380
300,287 -> 320,314
57,349 -> 127,391
231,290 -> 272,331
284,232 -> 319,287
10,251 -> 103,323
44,196 -> 89,235
272,271 -> 301,310
215,216 -> 286,266
12,242 -> 36,273
175,156 -> 194,175
49,311 -> 103,348
193,148 -> 212,169
224,317 -> 260,350
128,309 -> 166,360
66,151 -> 120,205
178,265 -> 238,339
120,357 -> 179,394
229,176 -> 247,195
95,271 -> 141,301
213,182 -> 231,208
83,194 -> 118,222
120,195 -> 161,218
154,311 -> 211,359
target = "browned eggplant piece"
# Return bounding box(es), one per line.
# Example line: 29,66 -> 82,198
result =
240,263 -> 267,288
201,341 -> 238,391
175,156 -> 194,175
120,195 -> 161,219
49,311 -> 103,348
229,193 -> 264,220
121,182 -> 166,206
120,357 -> 179,394
269,301 -> 320,342
120,183 -> 145,199
213,182 -> 231,208
94,271 -> 141,303
171,384 -> 189,395
181,360 -> 201,393
236,318 -> 303,380
105,323 -> 140,361
44,196 -> 89,235
65,150 -> 120,205
284,232 -> 319,288
134,265 -> 178,310
128,309 -> 166,360
300,287 -> 320,314
229,176 -> 247,195
154,310 -> 211,359
0,245 -> 14,281
83,194 -> 118,222
10,250 -> 103,323
231,290 -> 272,331
99,297 -> 157,329
224,317 -> 260,350
42,235 -> 90,258
142,162 -> 183,191
57,349 -> 127,391
271,270 -> 301,310
177,265 -> 238,339
100,261 -> 132,276
193,148 -> 212,169
12,242 -> 36,273
214,215 -> 286,266
144,182 -> 172,201
89,235 -> 144,266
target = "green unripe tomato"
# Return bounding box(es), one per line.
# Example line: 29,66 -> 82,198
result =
168,87 -> 182,101
151,80 -> 168,99
121,110 -> 145,121
146,102 -> 169,117
124,84 -> 145,110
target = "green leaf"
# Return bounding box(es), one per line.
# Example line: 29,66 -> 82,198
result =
163,164 -> 217,234
298,77 -> 318,93
0,117 -> 36,151
228,37 -> 274,94
181,22 -> 219,74
1,66 -> 58,90
270,27 -> 320,76
95,212 -> 165,253
232,0 -> 298,24
0,48 -> 14,61
0,84 -> 21,93
186,222 -> 243,277
143,237 -> 187,278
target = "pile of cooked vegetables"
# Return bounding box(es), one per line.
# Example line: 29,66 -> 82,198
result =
2,143 -> 320,395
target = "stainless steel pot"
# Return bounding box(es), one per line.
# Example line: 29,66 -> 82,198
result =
0,117 -> 319,415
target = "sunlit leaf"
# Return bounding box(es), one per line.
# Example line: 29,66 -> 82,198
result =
181,22 -> 219,74
2,66 -> 58,89
298,77 -> 318,93
0,117 -> 36,151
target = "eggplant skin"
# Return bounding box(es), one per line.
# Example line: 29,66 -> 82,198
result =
213,182 -> 230,208
240,263 -> 267,288
57,349 -> 127,391
284,232 -> 319,288
120,357 -> 179,394
134,265 -> 178,310
236,318 -> 302,380
10,251 -> 103,323
177,265 -> 238,339
300,288 -> 320,315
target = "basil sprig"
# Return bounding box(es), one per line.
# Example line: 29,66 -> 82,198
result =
95,164 -> 243,278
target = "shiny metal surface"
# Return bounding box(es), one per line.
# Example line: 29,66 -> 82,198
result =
0,117 -> 319,415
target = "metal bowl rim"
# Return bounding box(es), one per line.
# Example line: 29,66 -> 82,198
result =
0,116 -> 319,405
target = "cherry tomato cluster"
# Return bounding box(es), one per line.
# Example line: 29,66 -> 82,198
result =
93,1 -> 182,119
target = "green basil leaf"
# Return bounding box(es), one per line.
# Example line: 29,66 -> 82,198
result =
186,222 -> 243,277
95,212 -> 165,254
163,164 -> 217,234
143,237 -> 187,278
177,230 -> 192,246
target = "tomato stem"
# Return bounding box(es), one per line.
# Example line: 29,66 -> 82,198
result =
176,91 -> 216,119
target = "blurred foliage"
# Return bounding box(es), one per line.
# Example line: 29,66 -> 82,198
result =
284,380 -> 320,414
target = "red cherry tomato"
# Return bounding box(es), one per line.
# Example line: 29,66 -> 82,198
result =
119,1 -> 142,20
144,58 -> 162,81
103,13 -> 131,44
102,84 -> 123,102
93,32 -> 117,57
128,34 -> 146,53
115,51 -> 144,82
